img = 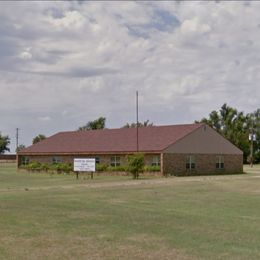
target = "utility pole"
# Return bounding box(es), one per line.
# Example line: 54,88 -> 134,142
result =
136,91 -> 139,152
249,130 -> 255,168
249,115 -> 256,168
250,134 -> 253,167
16,128 -> 19,152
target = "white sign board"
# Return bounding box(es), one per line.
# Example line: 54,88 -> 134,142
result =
249,134 -> 256,141
73,158 -> 96,172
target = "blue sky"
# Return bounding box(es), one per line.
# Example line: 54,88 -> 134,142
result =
0,1 -> 260,153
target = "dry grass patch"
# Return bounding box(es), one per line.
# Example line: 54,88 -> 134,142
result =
1,233 -> 193,260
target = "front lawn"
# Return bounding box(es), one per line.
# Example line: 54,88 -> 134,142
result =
0,164 -> 259,259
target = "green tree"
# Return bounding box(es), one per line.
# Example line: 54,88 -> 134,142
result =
16,144 -> 26,152
78,117 -> 106,131
199,110 -> 221,132
197,104 -> 260,163
127,153 -> 145,179
0,132 -> 10,154
122,120 -> 153,128
246,109 -> 260,163
32,134 -> 46,144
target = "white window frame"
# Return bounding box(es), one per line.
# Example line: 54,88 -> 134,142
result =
110,156 -> 120,167
216,156 -> 224,169
52,156 -> 61,164
21,156 -> 29,165
186,155 -> 195,170
151,155 -> 160,166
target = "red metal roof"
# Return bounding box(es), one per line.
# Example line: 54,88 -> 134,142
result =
19,124 -> 203,155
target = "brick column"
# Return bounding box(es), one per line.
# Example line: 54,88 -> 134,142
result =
160,153 -> 164,176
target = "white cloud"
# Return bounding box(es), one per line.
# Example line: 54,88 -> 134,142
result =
0,1 -> 260,152
19,51 -> 32,60
181,17 -> 211,36
18,47 -> 33,60
47,10 -> 85,30
38,116 -> 51,121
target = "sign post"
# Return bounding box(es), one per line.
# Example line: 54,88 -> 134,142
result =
73,158 -> 96,179
249,134 -> 256,168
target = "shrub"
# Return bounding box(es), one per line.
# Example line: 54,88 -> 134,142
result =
49,163 -> 59,172
127,153 -> 144,179
50,163 -> 72,173
107,165 -> 127,172
24,162 -> 72,174
40,163 -> 49,171
254,151 -> 260,164
60,163 -> 72,173
144,165 -> 161,172
27,161 -> 42,171
96,164 -> 108,172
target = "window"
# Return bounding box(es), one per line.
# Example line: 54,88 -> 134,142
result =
110,156 -> 120,167
95,157 -> 100,164
21,156 -> 29,165
52,156 -> 61,164
151,155 -> 160,166
186,155 -> 195,170
216,156 -> 224,169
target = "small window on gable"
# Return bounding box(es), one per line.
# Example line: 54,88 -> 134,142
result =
21,156 -> 29,165
52,156 -> 61,164
216,156 -> 224,169
110,156 -> 120,167
151,155 -> 160,166
186,155 -> 195,170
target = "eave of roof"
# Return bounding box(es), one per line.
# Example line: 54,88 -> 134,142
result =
17,151 -> 162,156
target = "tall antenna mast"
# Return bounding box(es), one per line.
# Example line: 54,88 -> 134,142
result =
136,91 -> 139,152
16,128 -> 19,152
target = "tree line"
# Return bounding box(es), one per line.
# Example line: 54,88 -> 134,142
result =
1,104 -> 259,164
196,104 -> 260,163
77,117 -> 153,130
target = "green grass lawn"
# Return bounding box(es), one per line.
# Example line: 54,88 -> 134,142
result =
0,164 -> 260,259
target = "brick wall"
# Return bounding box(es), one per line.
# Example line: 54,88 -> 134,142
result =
0,154 -> 16,160
18,153 -> 243,176
0,154 -> 16,164
18,153 -> 160,167
163,153 -> 243,176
